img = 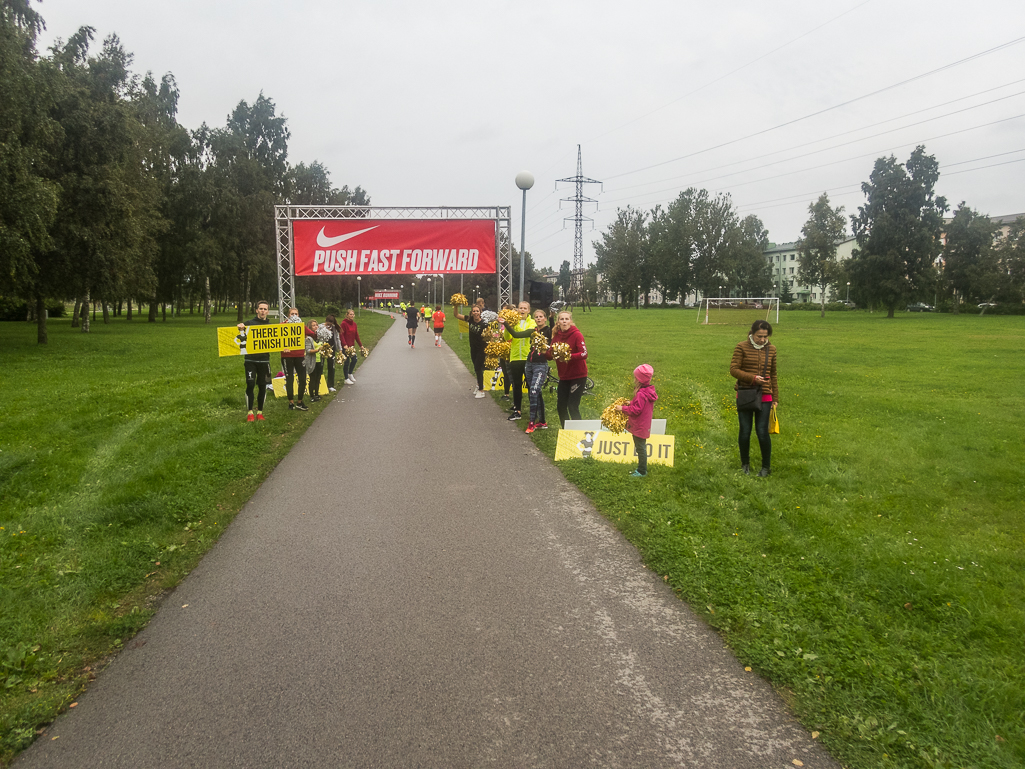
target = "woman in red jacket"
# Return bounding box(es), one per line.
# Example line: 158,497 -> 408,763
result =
339,309 -> 362,385
547,310 -> 588,427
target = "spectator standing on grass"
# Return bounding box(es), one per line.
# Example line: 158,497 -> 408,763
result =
455,302 -> 488,397
522,309 -> 552,433
323,314 -> 342,393
616,364 -> 658,477
237,300 -> 273,422
500,301 -> 536,422
339,309 -> 362,385
730,319 -> 779,477
432,304 -> 446,347
497,303 -> 516,403
547,310 -> 588,427
305,320 -> 325,402
281,308 -> 308,411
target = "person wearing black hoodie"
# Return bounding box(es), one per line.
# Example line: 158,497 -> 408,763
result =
237,300 -> 272,422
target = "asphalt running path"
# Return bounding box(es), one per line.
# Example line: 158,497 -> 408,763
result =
16,314 -> 839,769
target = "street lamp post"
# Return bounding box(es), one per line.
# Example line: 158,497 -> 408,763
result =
637,285 -> 641,309
400,285 -> 403,304
427,278 -> 432,307
357,276 -> 361,316
846,282 -> 851,303
515,171 -> 534,304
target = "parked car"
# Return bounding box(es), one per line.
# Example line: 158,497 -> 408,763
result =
907,302 -> 934,312
978,302 -> 997,308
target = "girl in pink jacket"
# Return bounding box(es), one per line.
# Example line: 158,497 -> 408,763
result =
617,364 -> 658,477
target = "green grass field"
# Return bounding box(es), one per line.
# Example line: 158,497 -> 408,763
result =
2,307 -> 1022,768
448,307 -> 1023,769
0,310 -> 391,765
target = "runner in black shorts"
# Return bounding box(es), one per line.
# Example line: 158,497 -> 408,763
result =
405,303 -> 419,348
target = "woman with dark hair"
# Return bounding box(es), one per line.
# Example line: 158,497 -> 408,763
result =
730,319 -> 779,477
523,308 -> 552,433
281,307 -> 308,411
454,303 -> 489,397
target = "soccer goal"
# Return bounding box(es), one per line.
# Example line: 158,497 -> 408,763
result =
698,297 -> 779,325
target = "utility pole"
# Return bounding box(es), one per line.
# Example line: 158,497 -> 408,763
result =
556,145 -> 601,299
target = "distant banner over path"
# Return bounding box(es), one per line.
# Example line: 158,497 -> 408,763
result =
293,219 -> 496,276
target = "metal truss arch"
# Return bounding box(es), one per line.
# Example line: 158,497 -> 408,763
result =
274,205 -> 513,313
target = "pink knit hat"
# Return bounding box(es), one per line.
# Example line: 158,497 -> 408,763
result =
634,364 -> 653,385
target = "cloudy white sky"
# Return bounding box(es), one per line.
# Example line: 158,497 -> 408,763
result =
35,0 -> 1025,270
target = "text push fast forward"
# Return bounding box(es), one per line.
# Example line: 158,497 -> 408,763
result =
292,219 -> 497,276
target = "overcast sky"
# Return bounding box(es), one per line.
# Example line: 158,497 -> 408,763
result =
34,0 -> 1025,271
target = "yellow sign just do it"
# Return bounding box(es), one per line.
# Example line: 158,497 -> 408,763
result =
217,324 -> 305,357
555,429 -> 675,467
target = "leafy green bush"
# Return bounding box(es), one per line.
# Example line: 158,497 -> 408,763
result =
295,295 -> 321,319
0,297 -> 66,321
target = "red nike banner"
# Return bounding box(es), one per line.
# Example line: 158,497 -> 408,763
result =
293,219 -> 496,276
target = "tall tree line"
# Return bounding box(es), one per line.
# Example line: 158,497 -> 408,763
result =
594,147 -> 1025,314
593,189 -> 773,307
0,1 -> 369,342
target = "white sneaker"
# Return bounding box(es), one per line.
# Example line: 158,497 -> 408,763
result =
346,377 -> 355,385
474,390 -> 486,398
328,387 -> 336,393
349,375 -> 355,382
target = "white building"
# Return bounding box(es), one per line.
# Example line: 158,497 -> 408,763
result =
764,237 -> 857,303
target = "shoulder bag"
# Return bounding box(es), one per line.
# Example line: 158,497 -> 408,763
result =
736,346 -> 769,413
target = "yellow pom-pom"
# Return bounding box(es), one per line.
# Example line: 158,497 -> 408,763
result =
450,293 -> 469,307
550,342 -> 571,362
601,398 -> 630,434
530,330 -> 549,354
484,355 -> 499,370
360,345 -> 369,358
499,308 -> 521,326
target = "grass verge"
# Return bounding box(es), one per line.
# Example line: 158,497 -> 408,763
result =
0,310 -> 390,765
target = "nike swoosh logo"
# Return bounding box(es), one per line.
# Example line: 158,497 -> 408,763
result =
316,225 -> 378,248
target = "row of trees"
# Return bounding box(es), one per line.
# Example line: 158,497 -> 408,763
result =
796,146 -> 1025,317
593,189 -> 773,308
593,143 -> 1024,316
0,1 -> 369,343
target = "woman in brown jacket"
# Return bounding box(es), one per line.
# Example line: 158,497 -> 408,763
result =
730,320 -> 779,476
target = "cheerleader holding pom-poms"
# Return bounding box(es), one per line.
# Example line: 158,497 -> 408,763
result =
545,309 -> 588,427
455,302 -> 491,396
614,364 -> 658,478
339,309 -> 362,385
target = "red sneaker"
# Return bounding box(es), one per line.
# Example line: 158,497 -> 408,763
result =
256,413 -> 265,421
525,422 -> 536,434
537,422 -> 549,429
246,413 -> 255,422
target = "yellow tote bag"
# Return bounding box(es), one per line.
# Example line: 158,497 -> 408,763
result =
768,404 -> 780,434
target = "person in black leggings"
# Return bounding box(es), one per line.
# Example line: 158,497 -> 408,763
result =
455,303 -> 489,397
238,300 -> 272,422
547,310 -> 588,427
730,319 -> 779,477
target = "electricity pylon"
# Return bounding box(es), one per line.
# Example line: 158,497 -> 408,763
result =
556,145 -> 602,297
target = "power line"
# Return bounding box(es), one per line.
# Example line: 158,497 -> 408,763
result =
603,34 -> 1025,181
599,113 -> 1025,208
608,78 -> 1025,195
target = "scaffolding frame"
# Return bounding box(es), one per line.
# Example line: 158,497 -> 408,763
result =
274,205 -> 513,312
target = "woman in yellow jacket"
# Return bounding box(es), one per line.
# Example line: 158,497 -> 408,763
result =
500,301 -> 536,421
